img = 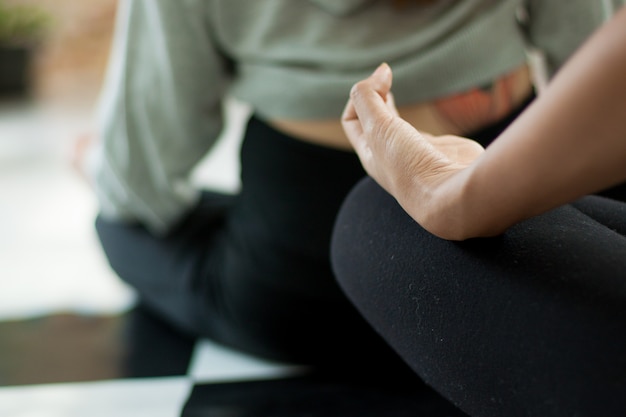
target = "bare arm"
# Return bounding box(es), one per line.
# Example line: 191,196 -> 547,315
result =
343,6 -> 626,240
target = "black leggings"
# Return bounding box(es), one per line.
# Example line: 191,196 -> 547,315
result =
96,115 -> 409,369
331,145 -> 626,413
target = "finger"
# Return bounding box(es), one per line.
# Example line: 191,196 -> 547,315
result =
342,63 -> 392,123
342,63 -> 392,119
349,66 -> 394,132
341,95 -> 358,123
341,107 -> 364,147
369,62 -> 393,102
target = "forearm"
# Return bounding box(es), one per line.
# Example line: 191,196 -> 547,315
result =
451,6 -> 626,238
343,8 -> 626,241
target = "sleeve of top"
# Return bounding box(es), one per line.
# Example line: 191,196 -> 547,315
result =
91,0 -> 230,235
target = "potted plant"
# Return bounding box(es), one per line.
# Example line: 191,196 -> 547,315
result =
0,1 -> 50,95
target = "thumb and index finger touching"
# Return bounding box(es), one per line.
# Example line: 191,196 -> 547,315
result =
341,62 -> 396,144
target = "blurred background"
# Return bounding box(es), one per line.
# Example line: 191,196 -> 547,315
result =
0,0 -> 243,323
0,0 -> 116,104
0,0 -> 134,321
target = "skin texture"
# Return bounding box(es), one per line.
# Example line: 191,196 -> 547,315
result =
342,6 -> 626,240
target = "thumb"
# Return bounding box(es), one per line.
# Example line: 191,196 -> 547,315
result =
369,62 -> 393,102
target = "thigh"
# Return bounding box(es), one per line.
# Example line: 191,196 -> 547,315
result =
571,194 -> 626,233
331,177 -> 626,417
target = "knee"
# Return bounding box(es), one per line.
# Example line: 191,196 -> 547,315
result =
330,177 -> 384,287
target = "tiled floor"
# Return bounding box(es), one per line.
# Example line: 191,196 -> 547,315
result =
0,96 -> 467,416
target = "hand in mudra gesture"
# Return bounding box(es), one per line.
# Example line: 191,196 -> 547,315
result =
342,63 -> 484,236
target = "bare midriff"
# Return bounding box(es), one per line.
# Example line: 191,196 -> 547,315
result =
267,65 -> 533,151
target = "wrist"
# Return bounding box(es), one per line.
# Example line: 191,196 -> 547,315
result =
400,165 -> 474,241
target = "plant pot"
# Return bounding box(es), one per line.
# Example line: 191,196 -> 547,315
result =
0,45 -> 32,96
